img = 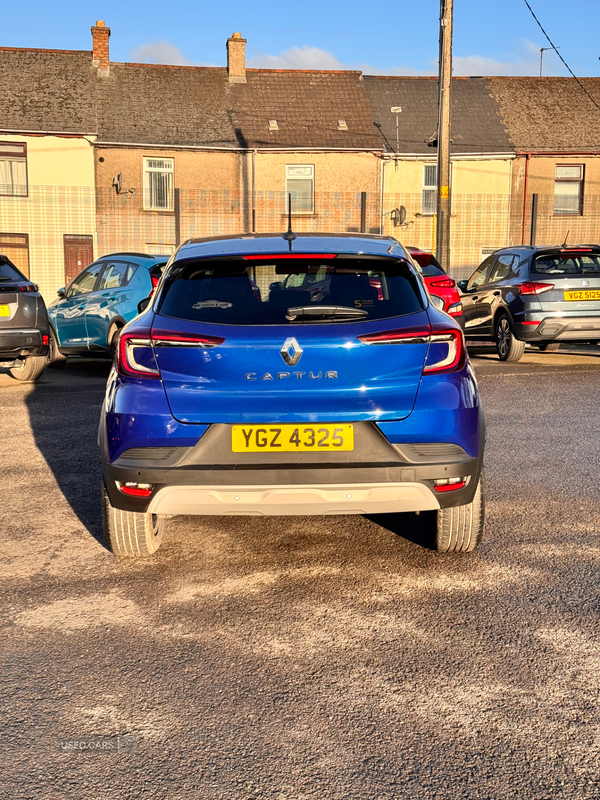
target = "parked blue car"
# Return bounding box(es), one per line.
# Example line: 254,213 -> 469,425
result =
48,253 -> 169,360
99,233 -> 486,558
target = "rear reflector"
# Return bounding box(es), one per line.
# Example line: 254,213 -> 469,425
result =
429,278 -> 455,288
519,282 -> 554,295
119,482 -> 154,497
42,335 -> 49,346
242,253 -> 337,260
521,320 -> 540,326
433,477 -> 467,492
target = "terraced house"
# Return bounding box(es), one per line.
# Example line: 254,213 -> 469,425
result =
1,20 -> 599,297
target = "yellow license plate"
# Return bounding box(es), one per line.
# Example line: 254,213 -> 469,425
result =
232,424 -> 354,453
0,305 -> 9,317
564,290 -> 600,301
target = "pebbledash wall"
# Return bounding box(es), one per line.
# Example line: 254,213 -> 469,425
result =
0,134 -> 96,301
381,155 -> 515,276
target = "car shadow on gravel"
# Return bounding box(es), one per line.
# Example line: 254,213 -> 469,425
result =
25,359 -> 112,550
365,511 -> 437,550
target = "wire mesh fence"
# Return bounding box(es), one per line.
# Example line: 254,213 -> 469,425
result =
2,185 -> 600,299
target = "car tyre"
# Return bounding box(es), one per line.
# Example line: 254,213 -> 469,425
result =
108,323 -> 121,361
9,356 -> 47,382
435,472 -> 484,553
538,342 -> 560,352
47,326 -> 67,369
494,314 -> 525,362
101,482 -> 166,557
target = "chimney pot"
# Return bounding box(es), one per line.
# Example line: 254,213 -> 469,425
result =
227,32 -> 246,84
92,21 -> 111,77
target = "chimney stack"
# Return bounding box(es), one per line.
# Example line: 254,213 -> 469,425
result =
227,32 -> 246,83
92,20 -> 111,77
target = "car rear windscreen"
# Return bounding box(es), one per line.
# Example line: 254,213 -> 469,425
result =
0,260 -> 25,282
158,257 -> 424,324
409,252 -> 444,277
532,252 -> 600,276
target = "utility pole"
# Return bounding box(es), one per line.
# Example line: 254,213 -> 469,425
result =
435,0 -> 453,273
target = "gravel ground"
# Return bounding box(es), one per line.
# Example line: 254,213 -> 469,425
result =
1,346 -> 600,799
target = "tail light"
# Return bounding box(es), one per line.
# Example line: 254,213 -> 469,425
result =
18,284 -> 38,292
447,301 -> 463,317
519,282 -> 554,295
118,328 -> 225,379
358,328 -> 431,345
357,324 -> 465,374
428,278 -> 455,288
423,329 -> 465,374
151,274 -> 160,289
118,331 -> 161,379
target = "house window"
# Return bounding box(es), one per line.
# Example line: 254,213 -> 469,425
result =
286,165 -> 314,214
0,233 -> 30,277
554,165 -> 584,215
0,143 -> 28,197
143,157 -> 174,211
422,164 -> 437,214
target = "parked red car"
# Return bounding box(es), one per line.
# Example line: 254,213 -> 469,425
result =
406,247 -> 463,324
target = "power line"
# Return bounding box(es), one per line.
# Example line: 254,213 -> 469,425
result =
522,0 -> 600,114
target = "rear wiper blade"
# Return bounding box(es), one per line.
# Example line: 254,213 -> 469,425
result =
286,305 -> 369,321
0,276 -> 13,281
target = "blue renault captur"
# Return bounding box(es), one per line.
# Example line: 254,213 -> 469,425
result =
48,253 -> 169,361
99,233 -> 485,557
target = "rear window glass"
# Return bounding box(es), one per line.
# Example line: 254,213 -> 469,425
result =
409,251 -> 445,277
158,257 -> 424,325
532,253 -> 600,275
0,259 -> 24,282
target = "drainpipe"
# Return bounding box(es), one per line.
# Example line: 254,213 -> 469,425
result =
380,158 -> 388,234
520,153 -> 530,245
251,149 -> 257,233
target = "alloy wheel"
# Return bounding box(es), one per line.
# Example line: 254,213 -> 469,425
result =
496,317 -> 510,358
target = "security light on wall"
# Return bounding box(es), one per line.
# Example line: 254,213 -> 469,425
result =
112,173 -> 123,194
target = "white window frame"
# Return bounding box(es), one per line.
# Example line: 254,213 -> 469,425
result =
285,164 -> 314,215
422,163 -> 437,215
0,142 -> 28,198
554,164 -> 584,216
143,157 -> 174,211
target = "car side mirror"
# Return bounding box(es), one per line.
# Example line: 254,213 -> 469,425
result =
457,280 -> 468,293
137,297 -> 151,314
269,281 -> 282,292
57,287 -> 66,299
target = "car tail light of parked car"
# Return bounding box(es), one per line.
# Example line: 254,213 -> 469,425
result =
518,282 -> 554,295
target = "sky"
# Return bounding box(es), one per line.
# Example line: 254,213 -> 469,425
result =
2,0 -> 599,77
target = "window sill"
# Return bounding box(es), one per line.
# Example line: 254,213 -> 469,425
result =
280,213 -> 318,218
551,213 -> 583,218
141,208 -> 175,215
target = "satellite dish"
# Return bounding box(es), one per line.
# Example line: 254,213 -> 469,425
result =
391,206 -> 407,227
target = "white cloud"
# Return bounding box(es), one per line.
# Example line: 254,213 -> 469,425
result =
452,40 -> 560,77
130,40 -> 198,66
247,46 -> 347,70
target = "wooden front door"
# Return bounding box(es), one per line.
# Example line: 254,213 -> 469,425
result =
63,235 -> 94,287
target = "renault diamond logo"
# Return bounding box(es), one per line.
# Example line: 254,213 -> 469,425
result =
280,337 -> 303,367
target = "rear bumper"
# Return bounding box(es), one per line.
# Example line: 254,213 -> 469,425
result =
101,422 -> 484,516
515,316 -> 600,341
0,328 -> 49,359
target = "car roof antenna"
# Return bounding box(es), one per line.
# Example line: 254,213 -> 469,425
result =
282,193 -> 297,251
561,230 -> 570,248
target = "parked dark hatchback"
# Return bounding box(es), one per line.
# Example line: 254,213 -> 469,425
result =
459,245 -> 600,361
0,255 -> 50,381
